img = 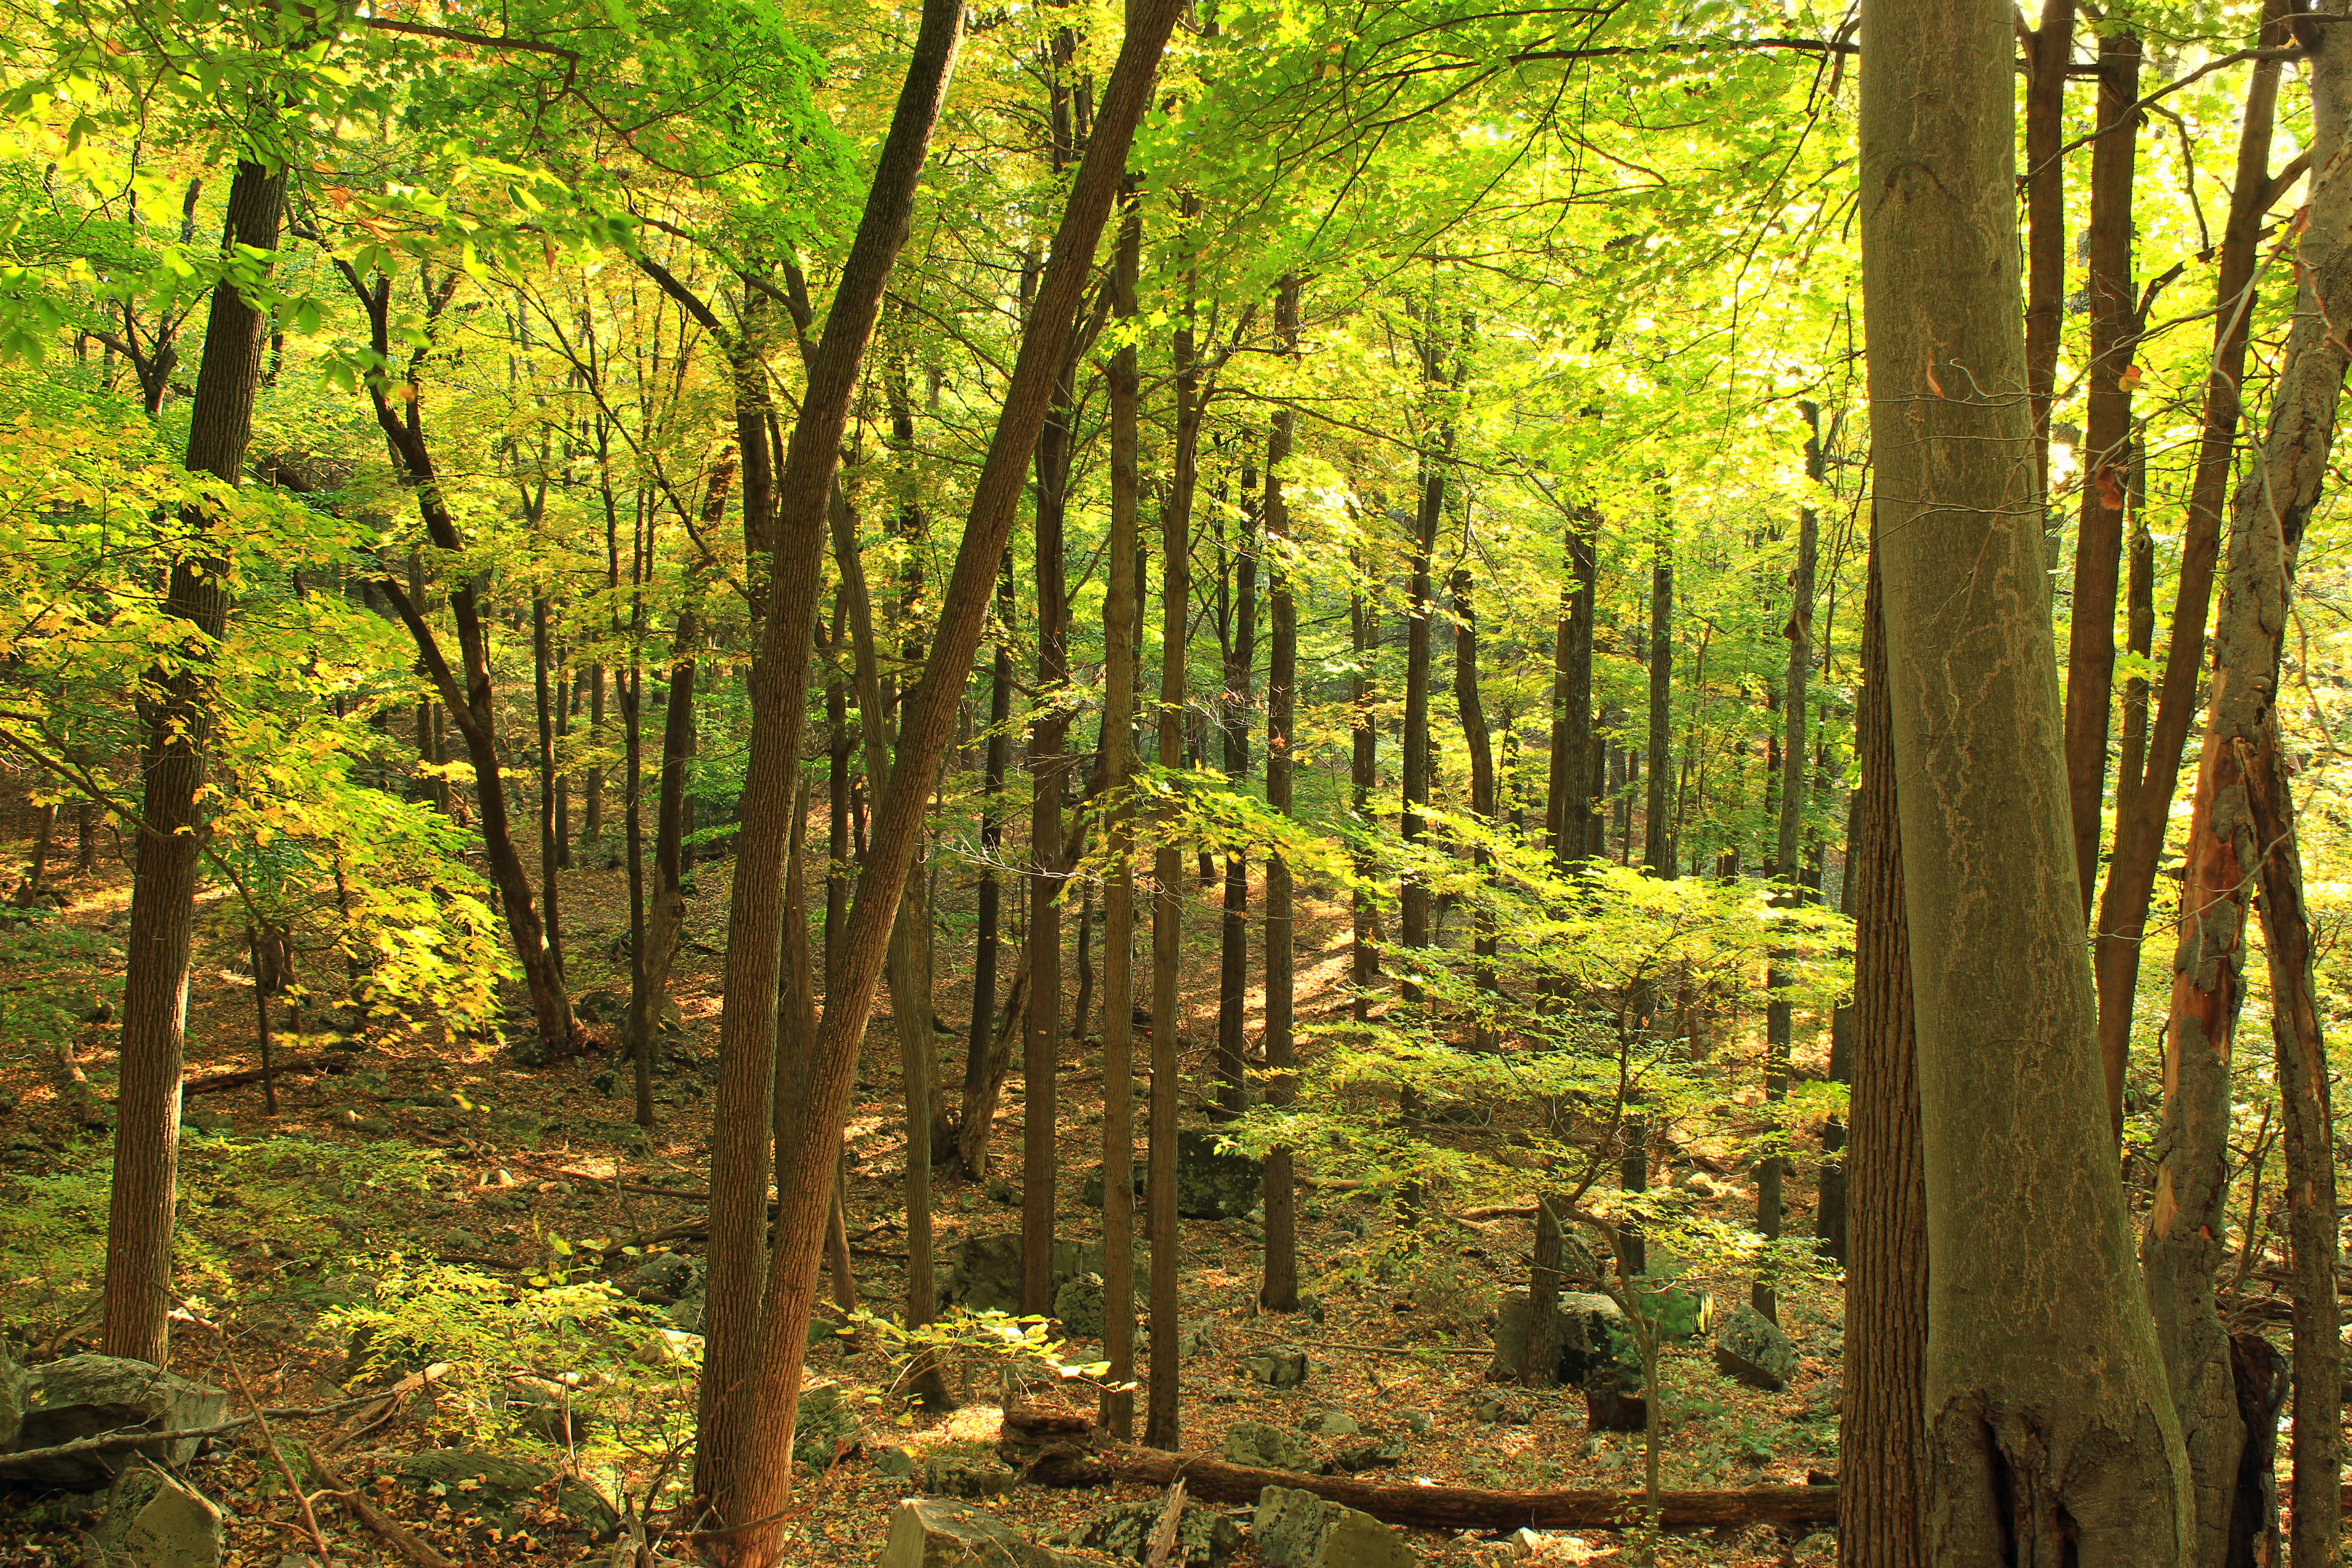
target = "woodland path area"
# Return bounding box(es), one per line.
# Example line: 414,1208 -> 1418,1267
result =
0,828 -> 1851,1568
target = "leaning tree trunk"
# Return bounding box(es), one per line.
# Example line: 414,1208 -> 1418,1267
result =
1858,1 -> 2190,1558
1838,541 -> 1925,1568
699,5 -> 1181,1553
2092,0 -> 2293,1135
2147,22 -> 2352,1558
104,157 -> 286,1367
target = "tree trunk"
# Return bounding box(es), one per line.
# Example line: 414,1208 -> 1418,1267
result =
687,0 -> 968,1537
2061,29 -> 2142,915
103,157 -> 285,1367
1554,511 -> 1598,867
2147,27 -> 2352,1558
1758,412 -> 1817,1322
1642,544 -> 1671,877
1147,252 -> 1200,1449
1215,446 -> 1258,1120
1349,577 -> 1378,1019
2092,0 -> 2295,1135
699,4 -> 1179,1548
2021,0 -> 2077,506
1261,275 -> 1301,1314
1859,4 -> 2190,1555
1838,539 -> 1925,1568
964,552 -> 1014,1149
582,664 -> 604,846
532,596 -> 566,982
1451,564 -> 1497,1048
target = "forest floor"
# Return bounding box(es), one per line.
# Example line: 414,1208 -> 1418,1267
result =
0,833 -> 1847,1567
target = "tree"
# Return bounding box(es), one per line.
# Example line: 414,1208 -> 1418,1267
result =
1858,0 -> 2188,1555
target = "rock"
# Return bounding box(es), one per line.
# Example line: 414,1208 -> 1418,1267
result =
82,1467 -> 224,1568
1793,1531 -> 1837,1565
1052,1273 -> 1106,1339
499,1377 -> 597,1447
0,1342 -> 21,1452
443,1229 -> 481,1254
919,1452 -> 1020,1499
573,988 -> 627,1025
874,1497 -> 1090,1568
616,1252 -> 697,1304
796,1378 -> 870,1469
1240,1349 -> 1308,1388
1179,1319 -> 1216,1357
1308,1411 -> 1358,1437
984,1177 -> 1018,1205
1323,1440 -> 1406,1475
387,1449 -> 618,1543
873,1446 -> 916,1481
1714,1304 -> 1798,1393
1471,1395 -> 1532,1426
589,1068 -> 618,1097
1813,1380 -> 1843,1415
1403,1411 -> 1433,1437
941,1234 -> 1117,1317
11,1357 -> 228,1488
1221,1420 -> 1310,1472
1082,1129 -> 1261,1220
1074,1498 -> 1244,1566
1254,1484 -> 1415,1568
1486,1291 -> 1634,1388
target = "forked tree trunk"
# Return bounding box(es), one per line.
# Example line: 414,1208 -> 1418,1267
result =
689,0 -> 968,1538
697,7 -> 1180,1551
1858,2 -> 2189,1555
1261,275 -> 1301,1313
2092,0 -> 2294,1134
1838,540 -> 1925,1568
104,157 -> 286,1367
2147,25 -> 2352,1558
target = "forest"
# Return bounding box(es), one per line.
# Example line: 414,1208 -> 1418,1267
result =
0,0 -> 2342,1563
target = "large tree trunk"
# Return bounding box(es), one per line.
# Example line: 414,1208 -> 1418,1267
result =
1838,542 -> 1925,1568
689,0 -> 967,1540
1858,2 -> 2190,1557
2092,0 -> 2294,1135
1261,276 -> 1301,1314
103,157 -> 285,1367
2061,29 -> 2142,914
1147,257 -> 1200,1449
2148,25 -> 2352,1558
698,5 -> 1180,1552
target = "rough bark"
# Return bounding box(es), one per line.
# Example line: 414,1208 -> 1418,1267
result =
963,552 -> 1015,1163
1838,539 -> 1926,1568
1858,3 -> 2190,1558
1641,546 -> 1671,875
1348,577 -> 1378,1017
1214,449 -> 1258,1121
2149,23 -> 2352,1558
2021,0 -> 2076,505
697,4 -> 1177,1551
1024,336 -> 1076,1312
104,157 -> 285,1366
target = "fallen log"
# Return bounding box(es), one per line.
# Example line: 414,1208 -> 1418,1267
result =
1020,1442 -> 1840,1532
183,1051 -> 354,1097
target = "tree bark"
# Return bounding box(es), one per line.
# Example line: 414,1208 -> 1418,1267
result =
2062,29 -> 2142,915
1349,575 -> 1378,1018
531,595 -> 566,982
1642,544 -> 1671,876
1261,275 -> 1301,1314
104,157 -> 285,1367
1858,3 -> 2190,1557
1215,445 -> 1258,1121
697,3 -> 1179,1549
688,0 -> 968,1539
1452,563 -> 1497,1052
1552,510 -> 1598,867
1838,534 -> 1926,1568
2148,24 -> 2352,1558
2092,0 -> 2295,1135
964,551 -> 1015,1160
2021,0 -> 2077,506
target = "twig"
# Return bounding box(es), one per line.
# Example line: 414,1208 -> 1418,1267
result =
0,1417 -> 257,1475
303,1444 -> 459,1568
176,1300 -> 332,1560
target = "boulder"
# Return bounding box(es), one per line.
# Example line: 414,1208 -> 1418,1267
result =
795,1378 -> 870,1469
941,1235 -> 1115,1316
918,1452 -> 1020,1499
615,1252 -> 697,1304
1082,1129 -> 1261,1220
11,1357 -> 228,1488
1220,1420 -> 1309,1472
1486,1291 -> 1635,1388
387,1449 -> 618,1544
1073,1498 -> 1244,1566
0,1342 -> 21,1452
874,1497 -> 1090,1568
1052,1274 -> 1106,1340
1254,1484 -> 1416,1568
81,1466 -> 223,1568
1240,1349 -> 1308,1389
1308,1412 -> 1358,1437
1714,1304 -> 1798,1393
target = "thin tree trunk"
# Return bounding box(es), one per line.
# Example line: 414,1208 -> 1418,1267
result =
1758,411 -> 1818,1323
2022,0 -> 2077,506
1260,275 -> 1301,1313
1098,182 -> 1144,1432
687,0 -> 969,1535
1215,447 -> 1258,1121
582,664 -> 604,846
1349,576 -> 1377,1019
1555,512 -> 1598,866
532,596 -> 566,982
1147,252 -> 1199,1449
1451,564 -> 1497,1048
2147,29 -> 2352,1556
1025,342 -> 1077,1313
1642,544 -> 1671,877
2092,0 -> 2294,1136
2062,28 -> 2143,914
1838,537 -> 1926,1568
1859,5 -> 2189,1553
964,554 -> 1014,1143
103,157 -> 285,1367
